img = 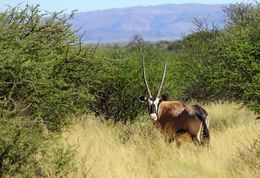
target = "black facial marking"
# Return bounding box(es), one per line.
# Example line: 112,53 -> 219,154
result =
149,103 -> 156,114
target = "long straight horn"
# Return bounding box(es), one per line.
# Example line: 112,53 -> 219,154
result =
156,60 -> 167,98
142,51 -> 152,98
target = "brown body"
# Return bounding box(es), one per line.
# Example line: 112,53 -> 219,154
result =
153,101 -> 209,143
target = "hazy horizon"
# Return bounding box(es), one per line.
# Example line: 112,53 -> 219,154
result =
1,0 -> 244,12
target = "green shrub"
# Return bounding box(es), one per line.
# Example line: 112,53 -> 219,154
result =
175,2 -> 259,113
0,4 -> 98,176
0,4 -> 96,130
0,117 -> 77,177
89,44 -> 179,121
0,117 -> 44,177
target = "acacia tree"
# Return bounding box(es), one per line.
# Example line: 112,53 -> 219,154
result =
0,4 -> 99,129
0,5 -> 98,176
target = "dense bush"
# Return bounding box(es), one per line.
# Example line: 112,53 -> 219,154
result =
89,44 -> 178,121
0,4 -> 94,177
0,5 -> 97,130
174,2 -> 259,113
0,118 -> 43,177
0,117 -> 77,177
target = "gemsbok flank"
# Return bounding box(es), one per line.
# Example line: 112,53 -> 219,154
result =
139,53 -> 210,145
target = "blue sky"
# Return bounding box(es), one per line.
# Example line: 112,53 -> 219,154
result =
1,0 -> 245,12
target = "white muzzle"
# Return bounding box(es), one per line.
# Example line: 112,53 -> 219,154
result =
150,113 -> 157,121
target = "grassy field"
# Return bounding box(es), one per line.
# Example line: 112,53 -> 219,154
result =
62,102 -> 260,178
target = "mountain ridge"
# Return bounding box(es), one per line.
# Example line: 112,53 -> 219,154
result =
71,3 -> 226,43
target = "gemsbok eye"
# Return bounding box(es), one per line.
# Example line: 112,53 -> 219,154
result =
138,96 -> 146,102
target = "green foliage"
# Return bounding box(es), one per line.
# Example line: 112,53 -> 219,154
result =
0,4 -> 95,130
89,46 -> 149,121
0,117 -> 44,177
0,5 -> 90,176
89,44 -> 179,121
175,2 -> 260,113
0,117 -> 77,177
37,143 -> 77,177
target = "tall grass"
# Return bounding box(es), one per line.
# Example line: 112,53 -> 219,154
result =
62,102 -> 259,178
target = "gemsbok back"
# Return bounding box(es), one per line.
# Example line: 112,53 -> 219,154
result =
139,53 -> 210,145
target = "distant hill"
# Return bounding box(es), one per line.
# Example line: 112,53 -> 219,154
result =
71,4 -> 226,43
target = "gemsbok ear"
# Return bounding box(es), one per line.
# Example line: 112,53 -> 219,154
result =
139,96 -> 146,103
161,93 -> 169,101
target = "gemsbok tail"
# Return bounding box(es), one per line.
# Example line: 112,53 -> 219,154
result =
192,105 -> 210,145
201,118 -> 210,145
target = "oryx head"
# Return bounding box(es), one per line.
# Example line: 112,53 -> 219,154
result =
139,52 -> 168,121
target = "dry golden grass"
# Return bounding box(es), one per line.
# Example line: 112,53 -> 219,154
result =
62,102 -> 260,178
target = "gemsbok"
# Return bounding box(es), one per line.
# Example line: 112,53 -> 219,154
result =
139,53 -> 210,145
